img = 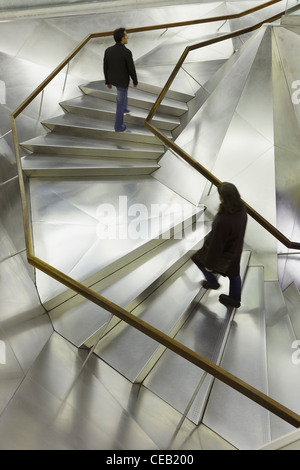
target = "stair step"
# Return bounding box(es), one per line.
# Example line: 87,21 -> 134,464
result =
143,251 -> 250,423
60,95 -> 180,131
49,213 -> 208,348
92,250 -> 248,384
265,281 -> 300,441
80,80 -> 188,117
42,113 -> 170,145
20,134 -> 165,159
22,154 -> 160,176
93,259 -> 206,383
203,266 -> 270,450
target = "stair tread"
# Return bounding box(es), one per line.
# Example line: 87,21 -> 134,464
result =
61,94 -> 181,124
203,266 -> 270,450
81,80 -> 188,111
21,133 -> 164,160
49,213 -> 207,347
22,154 -> 160,176
265,282 -> 300,439
42,113 -> 171,139
93,260 -> 205,382
21,133 -> 164,152
93,247 -> 248,383
22,153 -> 160,168
267,312 -> 300,437
144,251 -> 250,420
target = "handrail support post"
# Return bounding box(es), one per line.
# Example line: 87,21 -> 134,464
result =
38,89 -> 44,120
62,62 -> 70,94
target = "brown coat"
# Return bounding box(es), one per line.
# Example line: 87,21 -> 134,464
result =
193,206 -> 247,277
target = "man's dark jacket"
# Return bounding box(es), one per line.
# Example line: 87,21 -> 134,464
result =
104,43 -> 138,88
192,206 -> 247,277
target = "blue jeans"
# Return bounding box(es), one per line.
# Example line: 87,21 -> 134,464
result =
229,274 -> 241,302
200,267 -> 242,302
115,87 -> 128,131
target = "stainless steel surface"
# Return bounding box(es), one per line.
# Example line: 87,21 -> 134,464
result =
29,176 -> 202,305
19,76 -> 190,175
265,281 -> 300,441
0,221 -> 52,415
21,133 -> 165,159
41,113 -> 167,144
283,282 -> 300,339
1,0 -> 300,451
80,80 -> 189,116
152,23 -> 280,281
203,267 -> 270,450
144,251 -> 250,422
93,260 -> 206,383
0,332 -> 157,450
49,213 -> 207,348
272,23 -> 300,289
194,25 -> 280,280
60,94 -> 181,130
22,156 -> 161,177
259,427 -> 300,450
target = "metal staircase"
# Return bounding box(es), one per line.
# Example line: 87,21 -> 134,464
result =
1,1 -> 298,448
17,71 -> 300,449
21,80 -> 187,177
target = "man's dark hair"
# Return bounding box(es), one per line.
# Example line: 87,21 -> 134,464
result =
114,28 -> 126,43
218,182 -> 244,214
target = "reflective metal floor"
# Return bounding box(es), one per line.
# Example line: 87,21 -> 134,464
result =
1,0 -> 300,451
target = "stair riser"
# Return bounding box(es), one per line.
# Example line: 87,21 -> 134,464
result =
93,261 -> 205,383
82,261 -> 204,351
82,89 -> 186,117
43,123 -> 163,145
23,167 -> 158,177
81,230 -> 205,348
133,287 -> 207,384
21,145 -> 163,160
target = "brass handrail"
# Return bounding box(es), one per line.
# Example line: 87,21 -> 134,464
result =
145,9 -> 300,250
26,253 -> 300,428
10,3 -> 300,430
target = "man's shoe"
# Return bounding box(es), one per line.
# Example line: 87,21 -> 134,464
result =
201,280 -> 220,290
124,109 -> 130,113
115,125 -> 127,132
219,294 -> 241,308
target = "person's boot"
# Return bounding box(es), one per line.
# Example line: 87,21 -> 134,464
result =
219,294 -> 241,308
201,280 -> 220,290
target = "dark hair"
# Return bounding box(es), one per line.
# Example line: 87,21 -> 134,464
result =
114,28 -> 126,43
217,182 -> 244,214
